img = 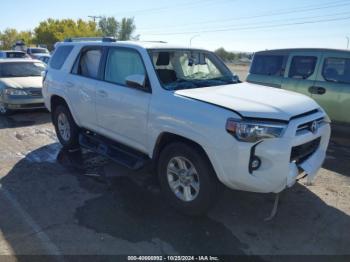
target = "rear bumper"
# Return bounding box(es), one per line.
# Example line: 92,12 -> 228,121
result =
207,111 -> 331,193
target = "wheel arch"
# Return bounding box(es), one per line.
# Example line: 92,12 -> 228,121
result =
50,95 -> 80,126
152,132 -> 216,175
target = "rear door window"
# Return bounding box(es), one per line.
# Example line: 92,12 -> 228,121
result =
250,55 -> 286,76
288,56 -> 317,79
322,57 -> 350,84
75,47 -> 103,79
50,45 -> 73,70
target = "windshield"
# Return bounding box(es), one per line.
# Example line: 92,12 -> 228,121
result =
149,49 -> 236,90
0,62 -> 46,78
30,48 -> 49,54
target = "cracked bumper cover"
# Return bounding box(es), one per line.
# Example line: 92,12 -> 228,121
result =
206,112 -> 331,193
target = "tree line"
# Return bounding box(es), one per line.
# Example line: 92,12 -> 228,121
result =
0,17 -> 137,50
214,47 -> 252,63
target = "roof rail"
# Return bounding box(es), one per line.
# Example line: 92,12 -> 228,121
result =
141,41 -> 168,44
64,37 -> 117,43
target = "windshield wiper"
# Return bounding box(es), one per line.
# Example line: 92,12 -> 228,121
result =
165,78 -> 199,90
210,76 -> 236,84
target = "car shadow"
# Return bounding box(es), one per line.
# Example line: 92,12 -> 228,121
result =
322,125 -> 350,177
0,109 -> 51,129
0,143 -> 349,258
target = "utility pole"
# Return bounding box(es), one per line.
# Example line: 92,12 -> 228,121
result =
88,16 -> 102,23
346,36 -> 350,49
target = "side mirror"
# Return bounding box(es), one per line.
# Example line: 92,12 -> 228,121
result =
125,74 -> 147,89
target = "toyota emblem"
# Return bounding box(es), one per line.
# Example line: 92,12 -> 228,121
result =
310,121 -> 318,134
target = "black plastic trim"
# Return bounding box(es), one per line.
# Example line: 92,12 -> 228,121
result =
79,130 -> 150,170
290,109 -> 319,120
249,141 -> 263,174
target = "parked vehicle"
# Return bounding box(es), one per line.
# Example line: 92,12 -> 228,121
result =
0,59 -> 46,115
247,48 -> 350,126
0,50 -> 30,59
27,47 -> 50,59
12,40 -> 27,52
36,54 -> 51,65
43,39 -> 331,215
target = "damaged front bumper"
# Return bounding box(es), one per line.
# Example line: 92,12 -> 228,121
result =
208,110 -> 331,193
287,136 -> 329,188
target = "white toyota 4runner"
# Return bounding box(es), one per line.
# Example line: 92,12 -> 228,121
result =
43,38 -> 331,215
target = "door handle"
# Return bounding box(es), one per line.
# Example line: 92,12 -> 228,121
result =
308,86 -> 326,95
98,90 -> 108,97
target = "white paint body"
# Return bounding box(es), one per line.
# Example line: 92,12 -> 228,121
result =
43,41 -> 331,193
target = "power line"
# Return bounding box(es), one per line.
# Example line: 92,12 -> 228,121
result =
110,0 -> 228,16
139,11 -> 350,34
142,16 -> 350,36
138,0 -> 350,31
88,15 -> 103,22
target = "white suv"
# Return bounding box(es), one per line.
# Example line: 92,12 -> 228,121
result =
43,38 -> 331,215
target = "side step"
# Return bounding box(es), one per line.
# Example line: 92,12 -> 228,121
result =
79,131 -> 150,170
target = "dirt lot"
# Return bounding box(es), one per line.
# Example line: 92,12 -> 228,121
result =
226,63 -> 250,81
0,111 -> 349,260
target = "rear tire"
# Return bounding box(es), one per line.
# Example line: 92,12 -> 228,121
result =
158,142 -> 219,216
53,104 -> 80,150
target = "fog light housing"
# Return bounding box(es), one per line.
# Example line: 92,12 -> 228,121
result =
250,156 -> 261,172
8,104 -> 20,109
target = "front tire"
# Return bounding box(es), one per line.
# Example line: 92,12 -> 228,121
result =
53,104 -> 80,149
158,142 -> 219,216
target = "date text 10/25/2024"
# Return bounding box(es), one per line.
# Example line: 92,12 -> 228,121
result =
127,256 -> 220,261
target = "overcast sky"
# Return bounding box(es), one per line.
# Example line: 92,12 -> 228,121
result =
1,0 -> 350,52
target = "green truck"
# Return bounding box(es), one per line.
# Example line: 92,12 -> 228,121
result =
247,48 -> 350,126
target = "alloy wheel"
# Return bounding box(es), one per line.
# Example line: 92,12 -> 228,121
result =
57,113 -> 71,142
167,156 -> 200,202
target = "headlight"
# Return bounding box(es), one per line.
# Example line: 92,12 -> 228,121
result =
4,88 -> 29,96
226,118 -> 287,143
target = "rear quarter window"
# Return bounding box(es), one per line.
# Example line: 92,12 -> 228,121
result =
250,55 -> 286,76
322,57 -> 350,84
50,45 -> 74,70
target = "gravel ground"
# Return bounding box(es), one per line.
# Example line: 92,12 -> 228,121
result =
0,111 -> 349,260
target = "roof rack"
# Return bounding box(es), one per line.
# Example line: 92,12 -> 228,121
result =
64,37 -> 117,43
141,41 -> 168,44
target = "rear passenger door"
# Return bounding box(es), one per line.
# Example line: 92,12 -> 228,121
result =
95,47 -> 151,153
68,46 -> 104,130
312,52 -> 350,124
282,52 -> 321,97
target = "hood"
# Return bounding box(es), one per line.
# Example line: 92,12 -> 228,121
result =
0,77 -> 43,89
175,82 -> 320,121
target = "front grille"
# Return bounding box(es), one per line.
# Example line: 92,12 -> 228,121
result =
27,89 -> 43,97
291,137 -> 321,164
296,117 -> 325,135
